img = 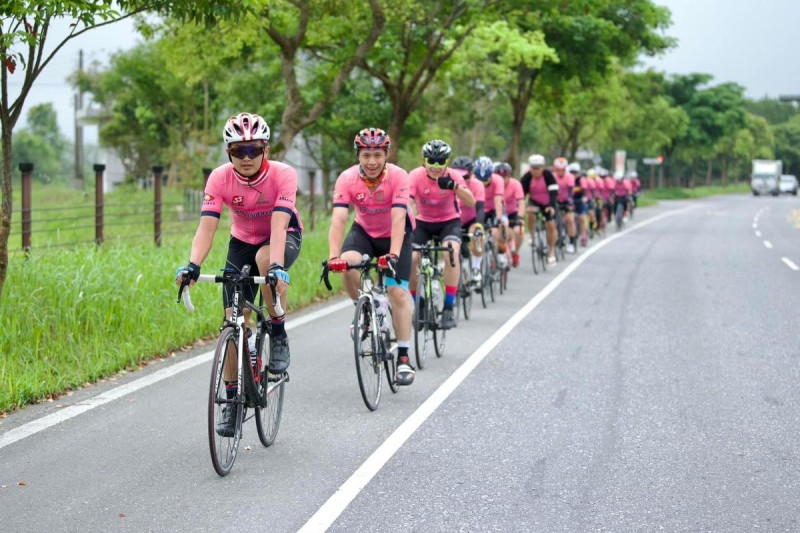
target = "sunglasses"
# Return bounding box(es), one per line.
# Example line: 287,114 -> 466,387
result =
229,144 -> 264,159
425,157 -> 449,168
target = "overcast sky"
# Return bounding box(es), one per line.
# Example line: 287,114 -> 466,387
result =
11,0 -> 800,143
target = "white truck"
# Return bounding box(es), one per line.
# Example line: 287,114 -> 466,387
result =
751,160 -> 782,196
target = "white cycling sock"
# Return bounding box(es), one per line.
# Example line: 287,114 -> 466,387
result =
471,256 -> 482,270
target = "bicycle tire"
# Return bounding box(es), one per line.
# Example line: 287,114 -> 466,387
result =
459,260 -> 472,320
531,237 -> 539,274
208,326 -> 243,477
353,297 -> 382,411
383,307 -> 399,394
413,276 -> 431,370
432,278 -> 446,358
255,327 -> 285,447
486,245 -> 497,303
479,254 -> 489,308
615,202 -> 624,230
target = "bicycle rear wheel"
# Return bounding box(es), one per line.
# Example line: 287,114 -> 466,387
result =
413,277 -> 431,369
383,308 -> 399,394
486,245 -> 497,303
458,260 -> 472,320
479,255 -> 489,308
256,329 -> 286,447
354,297 -> 382,410
208,326 -> 243,477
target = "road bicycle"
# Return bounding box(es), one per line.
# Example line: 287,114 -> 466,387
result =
412,241 -> 455,369
320,257 -> 398,411
530,210 -> 548,275
614,195 -> 627,230
456,226 -> 484,320
554,208 -> 568,261
178,265 -> 287,477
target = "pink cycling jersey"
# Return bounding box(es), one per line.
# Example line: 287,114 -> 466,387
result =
202,160 -> 303,245
527,174 -> 551,205
614,179 -> 632,196
409,166 -> 467,223
484,174 -> 505,214
632,178 -> 641,194
332,163 -> 415,239
555,171 -> 575,203
454,169 -> 485,225
503,178 -> 524,215
594,177 -> 607,200
586,176 -> 597,199
604,177 -> 616,199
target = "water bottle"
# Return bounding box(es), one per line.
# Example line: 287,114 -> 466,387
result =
431,279 -> 443,308
247,328 -> 258,367
374,292 -> 390,331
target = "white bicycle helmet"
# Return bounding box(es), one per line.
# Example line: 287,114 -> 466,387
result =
528,154 -> 546,167
222,112 -> 270,145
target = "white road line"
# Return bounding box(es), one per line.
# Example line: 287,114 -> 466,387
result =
782,257 -> 800,271
298,204 -> 700,533
0,299 -> 353,450
752,223 -> 758,229
764,240 -> 773,249
755,231 -> 762,237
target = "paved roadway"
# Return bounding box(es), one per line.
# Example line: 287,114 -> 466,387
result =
1,194 -> 799,532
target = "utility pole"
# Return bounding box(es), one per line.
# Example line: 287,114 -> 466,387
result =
73,49 -> 84,189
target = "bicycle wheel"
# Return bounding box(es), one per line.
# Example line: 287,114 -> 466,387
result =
432,278 -> 446,358
413,276 -> 431,370
354,296 -> 382,411
256,328 -> 285,447
486,245 -> 497,303
479,255 -> 489,308
531,235 -> 539,274
382,307 -> 399,394
459,260 -> 472,320
208,326 -> 243,477
615,202 -> 624,230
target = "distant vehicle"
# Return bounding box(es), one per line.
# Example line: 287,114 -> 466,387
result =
779,174 -> 798,195
751,160 -> 782,196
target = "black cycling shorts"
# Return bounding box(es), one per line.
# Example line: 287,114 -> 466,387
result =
508,212 -> 524,228
223,231 -> 302,308
412,218 -> 462,247
527,201 -> 555,222
558,200 -> 574,213
341,222 -> 412,281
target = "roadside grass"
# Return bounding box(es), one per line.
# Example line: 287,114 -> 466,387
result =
636,183 -> 750,208
1,190 -> 339,412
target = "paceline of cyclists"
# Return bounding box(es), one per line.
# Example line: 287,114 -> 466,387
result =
176,113 -> 641,431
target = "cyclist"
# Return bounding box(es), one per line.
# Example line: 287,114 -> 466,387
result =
175,112 -> 303,436
326,128 -> 416,386
629,170 -> 641,213
408,140 -> 475,329
592,168 -> 607,236
613,172 -> 633,225
553,157 -> 578,253
453,156 -> 486,284
585,168 -> 598,236
498,162 -> 525,267
601,168 -> 615,228
520,154 -> 558,266
474,156 -> 508,269
569,163 -> 590,247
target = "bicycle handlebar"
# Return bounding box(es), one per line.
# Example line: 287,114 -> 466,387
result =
319,256 -> 400,292
411,242 -> 456,268
177,271 -> 283,316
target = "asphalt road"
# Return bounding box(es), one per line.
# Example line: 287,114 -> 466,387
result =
1,194 -> 799,532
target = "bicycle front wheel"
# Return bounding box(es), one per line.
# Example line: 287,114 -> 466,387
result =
413,277 -> 431,369
256,330 -> 286,447
208,326 -> 243,477
432,279 -> 446,358
354,297 -> 382,411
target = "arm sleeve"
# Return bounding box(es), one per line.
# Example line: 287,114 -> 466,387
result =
520,172 -> 531,196
475,201 -> 485,224
332,173 -> 351,209
201,172 -> 224,218
274,166 -> 298,216
545,170 -> 558,206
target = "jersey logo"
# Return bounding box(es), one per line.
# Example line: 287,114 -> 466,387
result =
334,191 -> 343,200
355,192 -> 366,202
373,191 -> 385,202
423,188 -> 430,195
203,194 -> 214,203
256,193 -> 268,205
232,195 -> 244,206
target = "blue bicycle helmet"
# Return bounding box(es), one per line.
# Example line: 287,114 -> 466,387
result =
474,156 -> 494,184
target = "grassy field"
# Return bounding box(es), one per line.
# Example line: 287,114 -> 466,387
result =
1,182 -> 339,412
636,183 -> 750,208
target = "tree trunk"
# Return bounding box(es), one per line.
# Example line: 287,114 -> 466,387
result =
506,102 -> 526,176
721,157 -> 729,186
705,159 -> 713,187
0,120 -> 14,302
387,100 -> 411,164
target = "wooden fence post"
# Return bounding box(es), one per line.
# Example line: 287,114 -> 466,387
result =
153,165 -> 164,247
19,162 -> 33,251
94,164 -> 106,244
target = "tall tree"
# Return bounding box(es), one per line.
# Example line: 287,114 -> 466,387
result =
259,0 -> 386,159
12,103 -> 70,182
357,0 -> 490,162
0,1 -> 246,302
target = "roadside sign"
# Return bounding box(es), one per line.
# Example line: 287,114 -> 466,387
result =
643,157 -> 663,165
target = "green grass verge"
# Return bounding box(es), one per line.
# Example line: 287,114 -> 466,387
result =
0,216 -> 341,413
636,183 -> 750,208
